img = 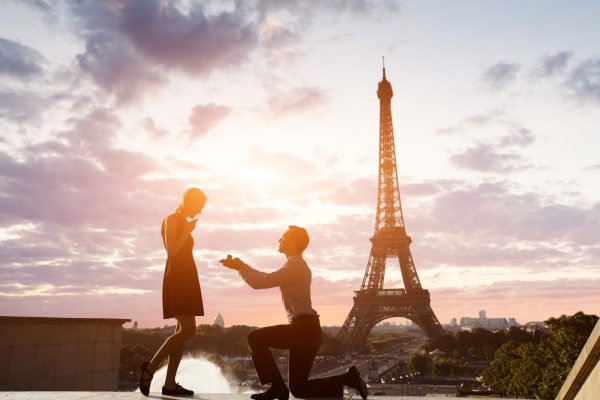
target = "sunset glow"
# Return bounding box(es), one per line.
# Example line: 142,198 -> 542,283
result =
1,1 -> 599,329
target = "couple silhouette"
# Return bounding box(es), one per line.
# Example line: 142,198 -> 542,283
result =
139,188 -> 368,399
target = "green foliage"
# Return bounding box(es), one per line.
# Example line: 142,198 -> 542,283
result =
422,326 -> 540,361
407,353 -> 429,375
366,332 -> 412,352
432,357 -> 472,377
120,343 -> 153,383
483,312 -> 598,399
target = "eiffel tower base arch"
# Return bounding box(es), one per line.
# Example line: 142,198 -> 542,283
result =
339,290 -> 444,350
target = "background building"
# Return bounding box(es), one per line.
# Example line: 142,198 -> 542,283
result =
213,311 -> 225,328
457,310 -> 520,331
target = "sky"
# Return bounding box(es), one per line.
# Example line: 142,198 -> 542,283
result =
1,0 -> 599,329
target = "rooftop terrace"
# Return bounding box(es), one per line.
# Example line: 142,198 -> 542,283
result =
0,394 -> 473,399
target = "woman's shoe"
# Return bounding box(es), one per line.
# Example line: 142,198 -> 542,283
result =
162,383 -> 194,396
138,360 -> 153,396
345,365 -> 368,399
250,381 -> 289,400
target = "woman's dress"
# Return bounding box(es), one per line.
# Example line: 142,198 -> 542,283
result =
161,213 -> 204,319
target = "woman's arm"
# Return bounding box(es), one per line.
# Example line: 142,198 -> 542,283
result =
164,214 -> 196,257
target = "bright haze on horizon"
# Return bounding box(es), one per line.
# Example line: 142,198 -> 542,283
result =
0,1 -> 599,328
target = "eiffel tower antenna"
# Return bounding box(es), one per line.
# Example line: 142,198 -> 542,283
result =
337,64 -> 445,350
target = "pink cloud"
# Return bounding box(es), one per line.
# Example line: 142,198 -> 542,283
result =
189,103 -> 231,138
76,32 -> 165,104
268,86 -> 328,115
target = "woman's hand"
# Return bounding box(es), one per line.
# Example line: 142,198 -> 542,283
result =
184,219 -> 198,233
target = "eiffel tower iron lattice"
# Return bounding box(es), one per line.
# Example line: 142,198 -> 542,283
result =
337,64 -> 445,350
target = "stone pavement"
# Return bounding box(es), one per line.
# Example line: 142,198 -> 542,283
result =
0,393 -> 470,399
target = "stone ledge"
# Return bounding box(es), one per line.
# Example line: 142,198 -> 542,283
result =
0,316 -> 131,325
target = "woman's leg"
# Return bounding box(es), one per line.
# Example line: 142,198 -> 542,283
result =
146,316 -> 195,377
164,316 -> 195,388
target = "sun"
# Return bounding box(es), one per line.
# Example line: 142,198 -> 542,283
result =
239,165 -> 279,187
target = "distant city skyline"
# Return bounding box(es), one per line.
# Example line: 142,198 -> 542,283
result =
1,1 -> 599,328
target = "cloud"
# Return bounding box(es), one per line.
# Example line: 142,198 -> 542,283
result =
0,90 -> 49,124
260,17 -> 299,47
141,117 -> 169,139
532,51 -> 573,78
69,0 -> 260,102
268,86 -> 328,115
256,0 -> 401,22
426,181 -> 600,245
326,178 -> 377,206
437,114 -> 536,172
483,62 -> 520,89
402,182 -> 442,197
117,0 -> 259,76
66,0 -> 400,104
450,143 -> 527,173
498,128 -> 535,147
435,110 -> 504,135
0,108 -> 173,228
566,56 -> 600,103
413,235 -> 568,269
0,37 -> 45,78
70,0 -> 398,90
76,32 -> 165,104
189,104 -> 232,138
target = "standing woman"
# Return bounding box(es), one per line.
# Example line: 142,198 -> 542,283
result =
139,188 -> 207,396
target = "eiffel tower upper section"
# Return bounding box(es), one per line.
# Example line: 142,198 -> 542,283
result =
359,63 -> 423,294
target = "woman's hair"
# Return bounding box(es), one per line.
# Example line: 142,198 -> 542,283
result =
176,188 -> 207,213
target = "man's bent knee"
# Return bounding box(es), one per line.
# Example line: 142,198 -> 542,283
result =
247,329 -> 265,348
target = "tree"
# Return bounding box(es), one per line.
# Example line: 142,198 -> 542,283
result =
483,312 -> 598,399
538,312 -> 598,398
407,353 -> 429,376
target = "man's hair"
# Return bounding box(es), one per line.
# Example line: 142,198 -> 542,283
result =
287,225 -> 309,253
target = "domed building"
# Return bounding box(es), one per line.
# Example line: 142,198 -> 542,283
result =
213,311 -> 225,327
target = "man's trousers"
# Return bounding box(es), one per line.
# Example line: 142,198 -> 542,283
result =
247,315 -> 345,398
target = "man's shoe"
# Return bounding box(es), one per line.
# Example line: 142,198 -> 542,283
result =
162,383 -> 194,396
345,365 -> 368,399
250,381 -> 289,400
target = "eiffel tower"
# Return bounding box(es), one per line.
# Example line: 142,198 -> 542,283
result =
337,62 -> 445,350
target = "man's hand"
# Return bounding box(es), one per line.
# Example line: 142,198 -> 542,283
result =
219,255 -> 246,270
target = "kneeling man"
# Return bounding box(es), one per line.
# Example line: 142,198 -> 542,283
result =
220,225 -> 367,400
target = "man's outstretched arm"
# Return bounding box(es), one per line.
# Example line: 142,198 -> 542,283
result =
239,264 -> 294,289
219,255 -> 293,289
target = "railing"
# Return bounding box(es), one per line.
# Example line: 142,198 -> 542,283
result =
357,289 -> 406,296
